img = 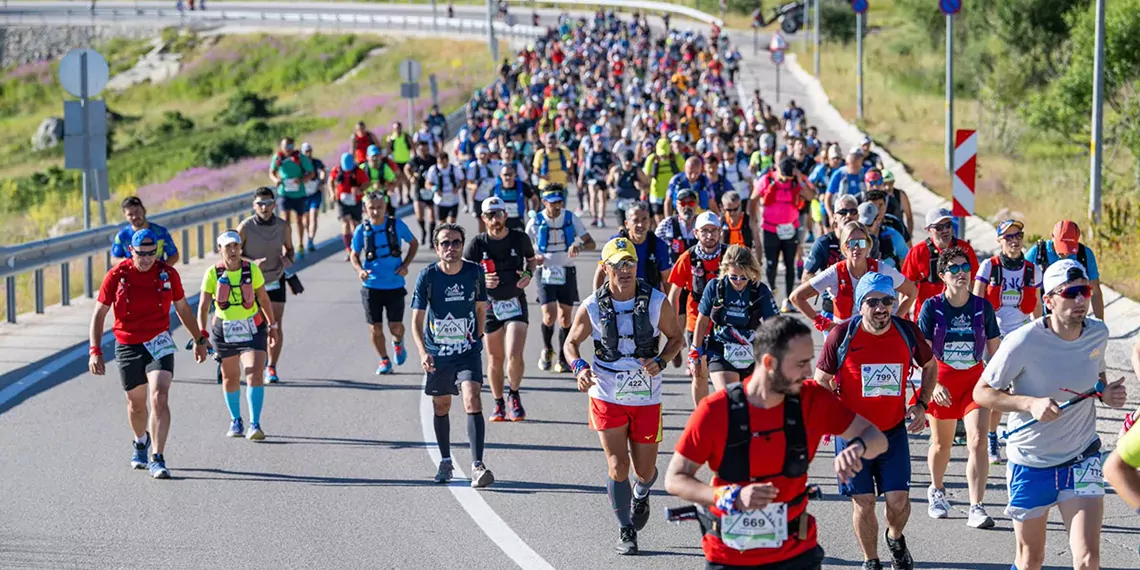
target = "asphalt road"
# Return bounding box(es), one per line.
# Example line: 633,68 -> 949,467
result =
2,5 -> 1139,570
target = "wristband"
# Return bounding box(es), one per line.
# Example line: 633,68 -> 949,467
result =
653,356 -> 667,371
571,358 -> 590,377
714,484 -> 742,515
89,345 -> 103,357
848,436 -> 867,458
916,399 -> 928,411
813,313 -> 833,332
200,330 -> 210,341
520,270 -> 533,279
689,345 -> 704,357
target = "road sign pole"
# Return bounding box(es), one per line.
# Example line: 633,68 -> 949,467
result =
953,130 -> 977,240
945,13 -> 953,175
776,65 -> 781,102
80,51 -> 95,298
801,5 -> 809,53
486,0 -> 498,63
753,27 -> 758,55
1090,0 -> 1105,223
814,0 -> 820,77
856,12 -> 864,120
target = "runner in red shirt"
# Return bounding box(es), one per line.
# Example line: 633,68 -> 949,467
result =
88,228 -> 208,480
667,211 -> 725,406
665,316 -> 888,569
900,208 -> 978,321
813,272 -> 937,570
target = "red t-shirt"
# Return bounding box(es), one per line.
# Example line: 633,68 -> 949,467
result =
666,249 -> 719,332
900,238 -> 978,321
330,166 -> 370,200
674,379 -> 855,566
97,260 -> 185,345
815,319 -> 933,431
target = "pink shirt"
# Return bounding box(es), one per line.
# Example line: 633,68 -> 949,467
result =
757,176 -> 801,233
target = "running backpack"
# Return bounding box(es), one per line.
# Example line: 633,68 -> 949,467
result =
361,216 -> 401,262
929,294 -> 986,363
534,211 -> 576,254
719,382 -> 808,483
834,315 -> 919,371
593,280 -> 658,362
214,262 -> 255,311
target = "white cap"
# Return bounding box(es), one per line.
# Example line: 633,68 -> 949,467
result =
695,211 -> 721,229
481,196 -> 506,213
216,230 -> 241,247
300,142 -> 313,152
1042,259 -> 1089,293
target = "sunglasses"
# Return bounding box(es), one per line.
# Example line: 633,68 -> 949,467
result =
679,199 -> 698,207
482,210 -> 506,219
846,238 -> 869,249
863,297 -> 896,309
437,239 -> 464,249
606,259 -> 636,271
255,200 -> 276,207
727,274 -> 749,282
724,206 -> 740,213
836,208 -> 858,216
1052,285 -> 1092,299
1001,232 -> 1024,241
133,249 -> 158,258
930,221 -> 953,232
943,262 -> 971,275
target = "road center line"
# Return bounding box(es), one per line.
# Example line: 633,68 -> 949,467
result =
418,394 -> 556,570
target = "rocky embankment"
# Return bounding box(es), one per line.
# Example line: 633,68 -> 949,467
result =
0,25 -> 154,69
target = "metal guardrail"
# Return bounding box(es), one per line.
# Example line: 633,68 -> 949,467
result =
2,105 -> 472,323
505,0 -> 722,26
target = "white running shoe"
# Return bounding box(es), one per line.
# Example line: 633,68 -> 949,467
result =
470,464 -> 495,488
967,504 -> 995,529
927,485 -> 950,519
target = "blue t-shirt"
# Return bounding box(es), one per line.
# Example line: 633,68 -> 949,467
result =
351,217 -> 416,290
878,227 -> 911,269
1024,241 -> 1100,281
410,261 -> 487,359
610,232 -> 674,280
665,173 -> 713,211
805,233 -> 842,274
111,222 -> 177,262
697,277 -> 779,331
917,294 -> 1001,369
826,168 -> 866,197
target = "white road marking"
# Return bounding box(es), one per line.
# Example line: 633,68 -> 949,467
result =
418,393 -> 556,570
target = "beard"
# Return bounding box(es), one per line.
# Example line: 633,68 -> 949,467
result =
770,366 -> 804,396
866,310 -> 891,332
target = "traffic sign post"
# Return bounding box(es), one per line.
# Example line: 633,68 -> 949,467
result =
953,129 -> 977,239
852,0 -> 868,120
941,0 -> 960,177
769,34 -> 788,103
400,59 -> 422,130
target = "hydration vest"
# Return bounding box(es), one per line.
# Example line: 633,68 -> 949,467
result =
534,210 -> 576,254
389,132 -> 413,163
435,164 -> 459,191
823,233 -> 843,267
593,280 -> 659,362
214,261 -> 255,311
493,180 -> 527,218
761,177 -> 806,210
929,294 -> 986,364
710,277 -> 772,331
834,315 -> 918,371
688,246 -> 722,302
616,167 -> 640,199
1034,240 -> 1088,274
923,238 -> 966,284
834,259 -> 879,320
584,148 -> 612,180
719,382 -> 808,483
352,132 -> 373,160
273,150 -> 302,171
667,217 -> 698,263
539,148 -> 568,176
985,255 -> 1038,315
362,216 -> 401,262
721,214 -> 754,248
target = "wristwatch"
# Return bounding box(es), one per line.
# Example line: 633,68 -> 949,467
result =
916,399 -> 929,411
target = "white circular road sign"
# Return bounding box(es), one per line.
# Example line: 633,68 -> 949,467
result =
58,48 -> 109,98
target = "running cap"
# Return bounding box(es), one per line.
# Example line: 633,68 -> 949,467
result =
367,144 -> 381,157
882,169 -> 895,182
854,272 -> 896,309
475,145 -> 489,155
847,146 -> 864,158
676,188 -> 699,202
600,237 -> 638,265
540,189 -> 565,202
826,145 -> 842,160
996,219 -> 1024,237
857,202 -> 878,226
669,133 -> 684,143
300,142 -> 312,152
1052,220 -> 1082,256
481,196 -> 506,213
130,228 -> 158,248
216,230 -> 241,248
622,150 -> 635,161
695,211 -> 721,229
860,135 -> 872,145
925,207 -> 953,228
1042,259 -> 1089,293
340,153 -> 354,171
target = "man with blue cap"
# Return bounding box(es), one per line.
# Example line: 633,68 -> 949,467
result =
814,272 -> 938,570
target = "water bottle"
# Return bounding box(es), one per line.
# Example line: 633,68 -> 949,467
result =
481,251 -> 496,275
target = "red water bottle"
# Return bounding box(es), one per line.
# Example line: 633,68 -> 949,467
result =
481,251 -> 496,275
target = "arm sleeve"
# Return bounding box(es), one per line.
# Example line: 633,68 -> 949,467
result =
410,270 -> 429,310
697,280 -> 717,316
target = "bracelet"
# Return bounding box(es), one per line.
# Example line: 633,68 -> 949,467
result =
848,436 -> 867,458
571,358 -> 590,377
520,270 -> 533,279
689,345 -> 704,357
89,345 -> 103,357
200,330 -> 210,341
714,484 -> 742,515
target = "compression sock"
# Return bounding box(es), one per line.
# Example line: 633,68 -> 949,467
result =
341,233 -> 352,251
633,468 -> 658,499
247,386 -> 264,425
429,221 -> 438,244
417,218 -> 427,239
541,323 -> 554,351
467,412 -> 486,464
558,327 -> 571,362
433,413 -> 450,459
224,389 -> 241,420
606,476 -> 634,527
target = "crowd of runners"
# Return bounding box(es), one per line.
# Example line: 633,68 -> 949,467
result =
82,9 -> 1140,570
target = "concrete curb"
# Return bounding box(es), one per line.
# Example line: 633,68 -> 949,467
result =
782,52 -> 1140,341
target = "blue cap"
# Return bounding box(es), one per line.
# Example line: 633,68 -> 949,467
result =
590,124 -> 603,135
340,152 -> 355,171
367,144 -> 381,157
540,189 -> 565,202
854,272 -> 897,311
131,228 -> 158,248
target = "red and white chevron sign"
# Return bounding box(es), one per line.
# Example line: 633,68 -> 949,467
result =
953,129 -> 977,217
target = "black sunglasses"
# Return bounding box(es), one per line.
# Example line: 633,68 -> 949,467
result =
863,297 -> 896,308
133,249 -> 158,257
437,238 -> 464,249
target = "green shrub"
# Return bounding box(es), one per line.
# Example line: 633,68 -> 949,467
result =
819,1 -> 858,44
156,110 -> 195,136
191,136 -> 253,168
219,91 -> 276,126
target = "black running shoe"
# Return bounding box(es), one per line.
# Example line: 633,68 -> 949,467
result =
886,532 -> 914,570
615,526 -> 638,555
631,495 -> 650,531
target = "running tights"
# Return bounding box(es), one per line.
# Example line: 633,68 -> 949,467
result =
607,476 -> 633,527
763,230 -> 798,298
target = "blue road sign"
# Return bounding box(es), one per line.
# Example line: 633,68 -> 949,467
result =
851,0 -> 868,14
771,50 -> 786,65
939,0 -> 961,15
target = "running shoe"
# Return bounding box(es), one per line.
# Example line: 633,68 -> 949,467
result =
148,454 -> 170,479
966,504 -> 995,529
597,218 -> 606,228
246,423 -> 265,441
131,434 -> 149,470
805,232 -> 816,244
266,366 -> 279,384
780,300 -> 797,314
434,459 -> 454,484
376,357 -> 393,375
490,400 -> 507,422
470,463 -> 495,488
538,349 -> 554,371
987,432 -> 1002,465
226,418 -> 244,438
885,532 -> 914,570
296,246 -> 305,261
393,340 -> 407,366
554,359 -> 570,374
861,560 -> 883,570
508,392 -> 526,421
630,495 -> 650,531
927,486 -> 950,519
615,526 -> 638,555
307,238 -> 316,252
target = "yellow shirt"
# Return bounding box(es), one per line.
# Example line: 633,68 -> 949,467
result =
533,146 -> 570,188
201,262 -> 266,322
1118,425 -> 1140,468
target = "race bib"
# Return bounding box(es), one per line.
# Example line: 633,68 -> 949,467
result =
264,279 -> 282,292
861,363 -> 903,397
1073,455 -> 1105,497
222,318 -> 256,344
541,266 -> 567,285
504,202 -> 521,218
432,125 -> 443,136
340,193 -> 358,206
284,179 -> 301,193
433,316 -> 469,346
304,180 -> 320,196
614,368 -> 653,402
143,331 -> 176,360
475,180 -> 495,200
491,297 -> 523,320
723,342 -> 755,369
720,503 -> 788,551
776,223 -> 797,240
615,198 -> 634,211
418,187 -> 435,201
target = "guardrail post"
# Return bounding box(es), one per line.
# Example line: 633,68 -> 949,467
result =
104,251 -> 111,274
197,225 -> 205,259
5,276 -> 16,323
34,269 -> 45,314
211,221 -> 220,247
84,256 -> 94,298
61,263 -> 71,307
181,228 -> 190,265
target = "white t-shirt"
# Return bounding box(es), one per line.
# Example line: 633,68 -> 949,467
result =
525,210 -> 589,268
975,257 -> 1043,337
426,164 -> 465,206
809,262 -> 906,296
465,160 -> 499,201
583,288 -> 666,406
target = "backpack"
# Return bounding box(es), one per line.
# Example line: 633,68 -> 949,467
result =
929,294 -> 986,363
721,213 -> 754,248
534,210 -> 577,254
719,382 -> 808,483
924,238 -> 965,284
688,247 -> 722,302
834,259 -> 880,320
361,216 -> 402,262
539,147 -> 568,176
1034,240 -> 1088,273
593,280 -> 658,362
214,261 -> 255,311
710,277 -> 774,331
